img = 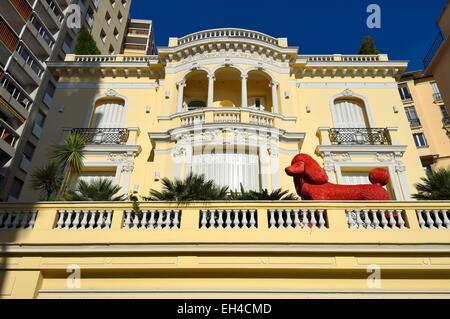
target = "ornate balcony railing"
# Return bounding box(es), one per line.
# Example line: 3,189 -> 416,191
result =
71,128 -> 129,145
443,117 -> 450,127
177,28 -> 279,46
329,128 -> 392,145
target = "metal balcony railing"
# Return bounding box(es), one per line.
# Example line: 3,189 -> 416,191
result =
443,118 -> 450,127
433,92 -> 443,102
329,128 -> 392,145
423,31 -> 444,70
71,128 -> 129,145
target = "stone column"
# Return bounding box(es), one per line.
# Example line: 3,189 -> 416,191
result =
176,80 -> 185,113
207,74 -> 215,108
271,82 -> 279,113
241,74 -> 248,108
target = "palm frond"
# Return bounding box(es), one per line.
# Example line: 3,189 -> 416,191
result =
30,161 -> 62,200
65,178 -> 126,201
412,168 -> 450,200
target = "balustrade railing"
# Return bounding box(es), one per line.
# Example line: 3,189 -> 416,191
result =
329,128 -> 392,145
268,209 -> 327,229
417,210 -> 450,229
123,210 -> 181,229
213,111 -> 240,123
181,114 -> 205,126
0,211 -> 37,230
433,92 -> 443,102
200,209 -> 257,229
0,119 -> 19,148
299,54 -> 382,62
347,209 -> 407,229
71,128 -> 129,145
178,28 -> 279,46
55,210 -> 112,230
423,31 -> 444,69
249,113 -> 274,127
409,119 -> 422,128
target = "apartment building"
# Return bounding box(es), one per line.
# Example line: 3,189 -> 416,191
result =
398,71 -> 450,172
0,0 -> 131,201
424,0 -> 450,114
122,19 -> 156,55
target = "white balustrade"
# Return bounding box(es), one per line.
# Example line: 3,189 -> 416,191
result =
181,114 -> 205,126
416,210 -> 450,229
346,209 -> 407,229
200,210 -> 257,229
249,114 -> 274,127
299,55 -> 380,62
268,209 -> 327,229
75,56 -> 117,63
122,210 -> 182,229
213,112 -> 241,123
55,210 -> 113,230
177,28 -> 279,46
0,211 -> 37,230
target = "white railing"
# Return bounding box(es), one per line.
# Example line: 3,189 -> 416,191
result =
347,209 -> 406,229
417,210 -> 450,229
200,209 -> 257,229
178,28 -> 279,46
123,210 -> 181,229
213,111 -> 241,123
181,113 -> 205,126
299,54 -> 382,62
249,113 -> 274,127
55,210 -> 113,230
268,209 -> 327,229
0,211 -> 37,230
74,55 -> 117,62
72,55 -> 158,63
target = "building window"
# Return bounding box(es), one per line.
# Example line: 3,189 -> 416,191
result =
43,81 -> 56,107
62,34 -> 73,54
105,12 -> 111,24
109,45 -> 115,55
440,105 -> 449,125
113,28 -> 119,40
423,165 -> 433,175
9,177 -> 24,199
35,110 -> 46,127
413,133 -> 428,147
121,0 -> 127,7
431,82 -> 442,102
100,29 -> 107,43
398,85 -> 412,101
404,106 -> 421,127
23,141 -> 36,160
110,0 -> 116,8
118,11 -> 123,23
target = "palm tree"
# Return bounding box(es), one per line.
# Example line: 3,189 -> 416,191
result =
147,174 -> 229,202
229,185 -> 298,200
65,178 -> 126,201
412,168 -> 450,200
30,161 -> 62,200
51,132 -> 86,197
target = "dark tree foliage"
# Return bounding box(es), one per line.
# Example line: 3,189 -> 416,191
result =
74,28 -> 101,55
358,35 -> 380,54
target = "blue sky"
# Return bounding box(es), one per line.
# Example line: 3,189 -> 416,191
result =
130,0 -> 447,71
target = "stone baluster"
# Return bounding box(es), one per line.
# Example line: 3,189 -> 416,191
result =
347,211 -> 357,228
217,211 -> 224,228
356,210 -> 364,228
249,210 -> 256,228
233,211 -> 240,228
433,210 -> 443,229
310,210 -> 318,228
269,210 -> 276,228
148,211 -> 156,228
225,210 -> 232,228
363,210 -> 371,228
200,210 -> 208,229
173,211 -> 180,228
241,210 -> 248,228
442,210 -> 450,228
425,210 -> 435,229
72,211 -> 80,229
397,211 -> 406,229
11,213 -> 19,229
380,210 -> 388,228
156,211 -> 164,228
417,210 -> 426,228
88,211 -> 96,229
293,210 -> 301,228
19,212 -> 29,228
132,212 -> 140,228
81,211 -> 89,228
124,211 -> 132,228
56,211 -> 65,229
302,210 -> 309,229
27,212 -> 37,229
388,210 -> 397,229
277,210 -> 284,228
318,210 -> 326,228
105,211 -> 112,229
286,210 -> 293,228
64,211 -> 73,229
140,211 -> 148,228
164,210 -> 172,228
372,210 -> 380,229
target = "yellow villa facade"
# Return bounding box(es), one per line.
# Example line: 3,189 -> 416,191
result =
19,29 -> 426,201
1,29 -> 450,299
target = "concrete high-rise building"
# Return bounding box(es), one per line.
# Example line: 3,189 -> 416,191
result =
398,71 -> 450,172
0,0 -> 132,201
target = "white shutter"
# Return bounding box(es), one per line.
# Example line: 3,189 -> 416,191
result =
92,100 -> 125,128
334,100 -> 368,128
341,171 -> 370,185
191,150 -> 260,191
431,82 -> 440,94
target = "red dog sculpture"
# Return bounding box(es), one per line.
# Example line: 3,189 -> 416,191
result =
285,154 -> 390,200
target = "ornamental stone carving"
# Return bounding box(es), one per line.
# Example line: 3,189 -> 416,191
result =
108,152 -> 135,173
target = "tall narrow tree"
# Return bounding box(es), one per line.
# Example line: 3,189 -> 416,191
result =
51,132 -> 86,197
358,35 -> 380,54
74,28 -> 101,55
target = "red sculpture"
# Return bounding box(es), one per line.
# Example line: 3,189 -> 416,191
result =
285,154 -> 390,200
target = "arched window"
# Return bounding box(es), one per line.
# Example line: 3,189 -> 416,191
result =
333,98 -> 369,128
91,98 -> 126,128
